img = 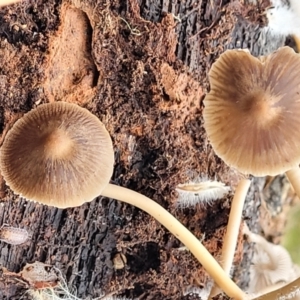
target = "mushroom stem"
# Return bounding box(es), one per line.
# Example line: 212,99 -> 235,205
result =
221,178 -> 251,273
286,167 -> 300,199
292,35 -> 300,54
209,178 -> 251,298
0,0 -> 21,6
101,183 -> 246,300
250,276 -> 300,300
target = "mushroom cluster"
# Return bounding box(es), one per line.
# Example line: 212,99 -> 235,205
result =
0,101 -> 246,299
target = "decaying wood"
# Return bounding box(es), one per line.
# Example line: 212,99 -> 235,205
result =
0,0 -> 292,299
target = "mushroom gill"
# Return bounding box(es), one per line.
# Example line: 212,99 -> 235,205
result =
204,47 -> 300,177
0,102 -> 114,208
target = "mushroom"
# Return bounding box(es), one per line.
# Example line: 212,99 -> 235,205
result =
204,47 -> 300,178
0,102 -> 246,299
0,101 -> 114,208
243,224 -> 295,294
243,224 -> 300,300
204,47 -> 300,296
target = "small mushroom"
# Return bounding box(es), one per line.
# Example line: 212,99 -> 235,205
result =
204,47 -> 300,178
204,47 -> 300,297
243,224 -> 295,294
0,102 -> 245,299
0,102 -> 114,208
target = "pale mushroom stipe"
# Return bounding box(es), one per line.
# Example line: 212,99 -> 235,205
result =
0,102 -> 246,299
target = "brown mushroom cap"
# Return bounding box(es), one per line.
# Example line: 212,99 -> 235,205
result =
203,47 -> 300,176
0,102 -> 114,208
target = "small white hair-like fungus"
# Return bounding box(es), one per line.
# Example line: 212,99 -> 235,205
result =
175,179 -> 230,208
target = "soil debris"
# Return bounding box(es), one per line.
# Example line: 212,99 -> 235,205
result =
43,3 -> 98,105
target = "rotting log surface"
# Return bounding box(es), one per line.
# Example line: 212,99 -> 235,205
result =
0,0 -> 287,299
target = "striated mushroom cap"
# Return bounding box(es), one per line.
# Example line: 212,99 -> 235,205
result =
203,47 -> 300,176
0,102 -> 114,208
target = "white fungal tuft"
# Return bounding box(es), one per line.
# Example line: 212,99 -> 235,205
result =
27,277 -> 81,300
28,286 -> 80,300
26,267 -> 82,300
266,0 -> 300,37
175,179 -> 230,208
